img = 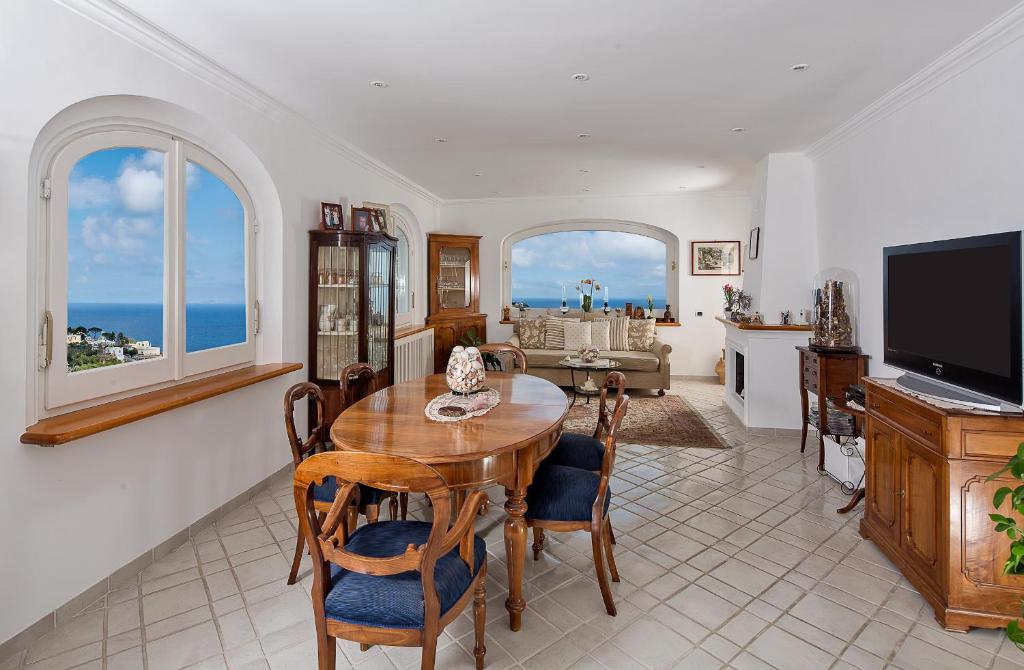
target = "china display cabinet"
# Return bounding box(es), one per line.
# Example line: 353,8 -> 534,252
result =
308,230 -> 396,427
426,233 -> 486,373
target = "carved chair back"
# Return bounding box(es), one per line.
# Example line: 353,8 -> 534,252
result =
293,451 -> 486,629
284,382 -> 327,467
340,362 -> 378,410
594,392 -> 630,520
594,371 -> 626,443
478,343 -> 528,374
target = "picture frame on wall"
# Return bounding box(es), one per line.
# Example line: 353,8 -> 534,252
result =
748,227 -> 760,260
691,240 -> 741,275
320,202 -> 344,230
362,201 -> 394,235
349,206 -> 373,232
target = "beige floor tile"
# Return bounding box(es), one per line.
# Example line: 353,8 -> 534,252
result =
143,580 -> 210,624
25,611 -> 103,664
145,621 -> 222,670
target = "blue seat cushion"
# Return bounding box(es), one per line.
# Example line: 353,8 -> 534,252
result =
324,520 -> 486,629
525,465 -> 609,522
312,478 -> 391,507
545,432 -> 604,471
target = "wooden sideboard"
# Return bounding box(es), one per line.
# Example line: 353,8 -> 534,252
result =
861,378 -> 1024,631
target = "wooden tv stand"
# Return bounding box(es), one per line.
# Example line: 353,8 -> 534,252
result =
861,378 -> 1024,631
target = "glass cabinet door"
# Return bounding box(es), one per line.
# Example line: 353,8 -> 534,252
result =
367,240 -> 393,373
315,243 -> 360,381
438,245 -> 472,309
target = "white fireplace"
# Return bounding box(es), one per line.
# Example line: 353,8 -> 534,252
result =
720,319 -> 809,431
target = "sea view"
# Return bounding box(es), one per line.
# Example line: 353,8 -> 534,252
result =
68,303 -> 246,352
512,296 -> 667,309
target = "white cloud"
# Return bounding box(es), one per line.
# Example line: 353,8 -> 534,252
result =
117,156 -> 164,212
511,247 -> 538,268
68,176 -> 115,208
81,215 -> 159,260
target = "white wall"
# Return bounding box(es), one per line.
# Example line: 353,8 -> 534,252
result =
745,154 -> 818,320
0,0 -> 438,643
440,193 -> 752,376
812,23 -> 1024,375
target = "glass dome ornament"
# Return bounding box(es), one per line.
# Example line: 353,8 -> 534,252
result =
810,268 -> 859,351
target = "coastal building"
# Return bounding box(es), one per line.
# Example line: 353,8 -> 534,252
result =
65,333 -> 81,345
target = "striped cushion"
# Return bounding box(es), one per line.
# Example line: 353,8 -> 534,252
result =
609,317 -> 629,351
544,317 -> 580,350
324,520 -> 486,629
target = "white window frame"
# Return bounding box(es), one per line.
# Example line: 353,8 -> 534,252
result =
393,213 -> 415,328
500,219 -> 679,315
43,129 -> 256,411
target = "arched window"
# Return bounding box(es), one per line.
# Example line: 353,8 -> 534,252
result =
501,220 -> 679,315
43,128 -> 256,409
393,211 -> 416,327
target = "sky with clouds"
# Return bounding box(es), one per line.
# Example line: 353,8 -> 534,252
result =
511,230 -> 666,304
67,147 -> 245,305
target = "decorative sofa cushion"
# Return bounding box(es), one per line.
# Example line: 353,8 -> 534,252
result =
627,318 -> 656,352
608,316 -> 629,351
563,321 -> 592,351
590,320 -> 611,350
518,317 -> 546,349
544,316 -> 580,350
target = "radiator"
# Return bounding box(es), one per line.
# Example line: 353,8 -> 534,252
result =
394,328 -> 434,384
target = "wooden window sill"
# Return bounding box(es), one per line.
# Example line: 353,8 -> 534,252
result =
499,319 -> 681,326
21,363 -> 302,447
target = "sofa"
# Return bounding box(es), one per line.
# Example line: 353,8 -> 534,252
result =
505,333 -> 672,394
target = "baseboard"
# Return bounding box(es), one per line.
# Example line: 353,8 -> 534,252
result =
0,461 -> 293,662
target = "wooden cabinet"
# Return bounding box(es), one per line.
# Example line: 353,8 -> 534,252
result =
861,378 -> 1024,631
797,347 -> 869,471
426,233 -> 486,373
308,230 -> 396,428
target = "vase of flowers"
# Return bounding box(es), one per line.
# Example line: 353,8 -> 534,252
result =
576,278 -> 601,313
722,284 -> 738,314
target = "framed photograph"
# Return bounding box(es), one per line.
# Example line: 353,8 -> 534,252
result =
748,227 -> 760,260
349,206 -> 373,232
320,202 -> 344,230
362,201 -> 394,235
691,240 -> 741,276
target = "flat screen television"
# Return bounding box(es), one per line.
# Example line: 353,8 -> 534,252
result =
884,231 -> 1023,412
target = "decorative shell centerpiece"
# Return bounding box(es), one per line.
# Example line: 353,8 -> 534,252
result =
446,346 -> 486,394
578,345 -> 600,363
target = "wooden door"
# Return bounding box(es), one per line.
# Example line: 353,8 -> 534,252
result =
901,436 -> 943,586
866,417 -> 901,545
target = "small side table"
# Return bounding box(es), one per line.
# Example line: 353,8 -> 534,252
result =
797,346 -> 869,473
559,358 -> 621,407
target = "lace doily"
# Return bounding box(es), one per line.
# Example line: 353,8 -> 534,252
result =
425,387 -> 501,422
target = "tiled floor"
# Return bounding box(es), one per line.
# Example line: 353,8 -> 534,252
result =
5,378 -> 1023,669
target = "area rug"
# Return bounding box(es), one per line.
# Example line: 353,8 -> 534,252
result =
562,393 -> 728,448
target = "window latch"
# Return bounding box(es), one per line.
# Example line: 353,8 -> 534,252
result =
411,291 -> 415,309
39,310 -> 52,369
253,300 -> 261,335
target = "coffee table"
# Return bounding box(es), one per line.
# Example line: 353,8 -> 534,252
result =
559,357 -> 622,406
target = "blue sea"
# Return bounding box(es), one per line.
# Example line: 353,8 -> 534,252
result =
513,296 -> 667,309
68,303 -> 246,352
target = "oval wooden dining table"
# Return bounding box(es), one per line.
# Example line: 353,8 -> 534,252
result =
329,372 -> 570,631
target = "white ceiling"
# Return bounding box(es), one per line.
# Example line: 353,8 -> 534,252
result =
119,0 -> 1018,199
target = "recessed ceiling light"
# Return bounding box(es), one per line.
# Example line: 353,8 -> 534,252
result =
370,80 -> 389,88
696,165 -> 706,169
679,186 -> 688,190
582,187 -> 591,192
579,168 -> 591,173
571,73 -> 590,81
434,137 -> 448,143
791,63 -> 809,71
473,172 -> 482,177
577,133 -> 591,140
731,127 -> 746,133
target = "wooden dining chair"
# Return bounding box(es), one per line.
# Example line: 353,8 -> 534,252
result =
527,391 -> 630,616
294,450 -> 488,670
478,342 -> 528,374
340,363 -> 409,523
543,371 -> 626,471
